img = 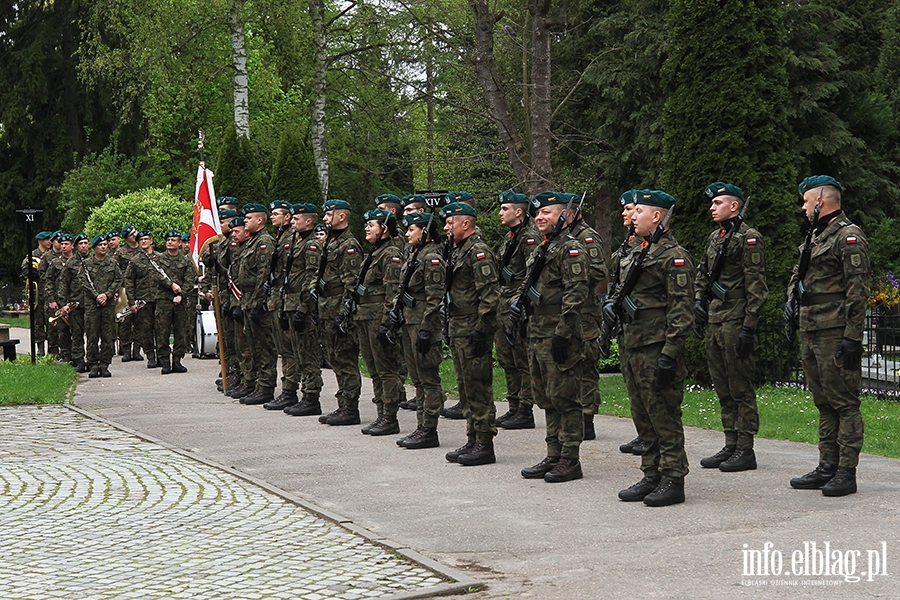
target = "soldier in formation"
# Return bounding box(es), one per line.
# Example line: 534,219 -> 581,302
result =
80,234 -> 123,378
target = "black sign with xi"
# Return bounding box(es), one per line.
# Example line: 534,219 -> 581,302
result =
16,208 -> 43,225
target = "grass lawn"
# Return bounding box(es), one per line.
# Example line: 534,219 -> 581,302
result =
0,316 -> 31,328
0,355 -> 77,406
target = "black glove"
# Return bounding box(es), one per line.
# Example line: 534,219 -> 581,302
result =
550,334 -> 570,363
439,304 -> 448,323
262,281 -> 271,296
783,299 -> 798,324
655,354 -> 678,387
222,301 -> 232,316
388,309 -> 403,330
693,299 -> 709,324
249,307 -> 263,324
291,310 -> 305,332
416,330 -> 433,354
508,299 -> 526,324
835,337 -> 863,370
602,301 -> 618,327
232,305 -> 244,321
735,326 -> 755,358
277,310 -> 289,331
468,330 -> 489,357
377,323 -> 393,348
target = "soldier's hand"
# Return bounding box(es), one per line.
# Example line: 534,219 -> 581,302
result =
277,310 -> 289,331
416,330 -> 432,354
550,335 -> 570,363
49,302 -> 58,311
387,309 -> 403,330
232,305 -> 244,321
835,337 -> 863,370
377,324 -> 393,348
693,299 -> 709,324
654,354 -> 678,387
291,310 -> 305,332
173,294 -> 182,305
468,330 -> 490,357
602,301 -> 618,327
250,307 -> 263,324
736,326 -> 755,358
783,299 -> 798,324
508,299 -> 526,324
439,304 -> 448,323
262,281 -> 271,296
171,283 -> 182,294
97,293 -> 108,306
204,292 -> 213,301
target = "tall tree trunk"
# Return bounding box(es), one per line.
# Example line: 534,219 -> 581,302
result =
528,0 -> 553,191
229,0 -> 250,138
57,0 -> 82,161
308,0 -> 330,198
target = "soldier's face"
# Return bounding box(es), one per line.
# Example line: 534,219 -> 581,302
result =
621,203 -> 636,228
39,240 -> 52,251
499,204 -> 523,227
232,226 -> 248,243
77,241 -> 90,255
801,189 -> 823,221
60,241 -> 73,255
324,210 -> 334,226
632,204 -> 661,237
53,240 -> 62,252
166,237 -> 180,252
139,237 -> 153,250
108,237 -> 120,250
94,241 -> 108,257
710,195 -> 739,224
364,220 -> 384,243
403,204 -> 424,216
271,209 -> 290,227
534,205 -> 564,235
315,230 -> 326,242
377,203 -> 400,216
246,213 -> 266,233
406,225 -> 423,245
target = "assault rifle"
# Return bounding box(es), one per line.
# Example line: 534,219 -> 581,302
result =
441,226 -> 454,345
506,192 -> 584,346
694,197 -> 751,340
335,242 -> 377,335
277,229 -> 297,330
785,191 -> 822,342
308,226 -> 333,326
609,223 -> 636,298
598,204 -> 676,358
385,212 -> 436,345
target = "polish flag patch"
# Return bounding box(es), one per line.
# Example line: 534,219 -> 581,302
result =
231,242 -> 237,247
392,257 -> 401,263
310,245 -> 318,251
476,252 -> 486,260
526,238 -> 536,245
284,244 -> 291,249
585,237 -> 594,244
347,248 -> 356,255
260,245 -> 267,250
673,258 -> 686,267
431,259 -> 441,265
569,249 -> 580,257
847,236 -> 858,244
746,238 -> 757,246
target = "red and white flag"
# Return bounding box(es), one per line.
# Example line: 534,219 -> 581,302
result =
190,162 -> 222,270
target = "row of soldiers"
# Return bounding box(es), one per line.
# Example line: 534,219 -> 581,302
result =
24,227 -> 199,377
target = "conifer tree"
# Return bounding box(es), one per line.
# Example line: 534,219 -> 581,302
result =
214,124 -> 267,205
269,128 -> 324,205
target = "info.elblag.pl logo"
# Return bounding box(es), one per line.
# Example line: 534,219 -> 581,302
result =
741,541 -> 889,585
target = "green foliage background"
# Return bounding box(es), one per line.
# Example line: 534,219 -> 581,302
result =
83,188 -> 193,244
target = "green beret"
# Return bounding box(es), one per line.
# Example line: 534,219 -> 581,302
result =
291,203 -> 318,215
74,233 -> 89,244
403,212 -> 435,227
230,216 -> 246,228
314,223 -> 327,232
91,233 -> 107,248
217,196 -> 238,207
121,224 -> 136,237
439,202 -> 477,219
164,229 -> 181,240
528,191 -> 567,216
269,199 -> 292,211
181,233 -> 190,242
218,209 -> 239,220
400,194 -> 427,207
106,230 -> 121,239
374,193 -> 401,207
50,230 -> 63,241
445,191 -> 473,203
499,191 -> 529,204
704,181 -> 744,201
241,203 -> 268,215
363,208 -> 394,223
799,175 -> 843,195
35,231 -> 51,241
619,189 -> 640,207
137,229 -> 152,240
636,189 -> 677,210
322,199 -> 352,212
58,233 -> 73,243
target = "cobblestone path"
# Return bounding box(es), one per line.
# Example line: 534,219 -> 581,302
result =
0,406 -> 447,599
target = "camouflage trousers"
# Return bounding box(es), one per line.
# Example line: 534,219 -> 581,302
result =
46,302 -> 60,351
322,315 -> 361,410
579,336 -> 602,417
244,310 -> 278,392
288,311 -> 323,396
53,316 -> 71,361
621,341 -> 689,481
800,327 -> 864,468
69,307 -> 86,362
400,324 -> 444,428
234,311 -> 256,387
494,314 -> 533,411
32,298 -> 47,344
118,312 -> 136,353
133,302 -> 157,360
84,303 -> 116,368
706,320 -> 759,447
528,336 -> 584,459
155,299 -> 190,361
358,317 -> 402,417
274,314 -> 299,392
219,303 -> 240,378
449,333 -> 496,444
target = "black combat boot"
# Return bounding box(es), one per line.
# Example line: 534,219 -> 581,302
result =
643,478 -> 685,506
700,445 -> 736,468
171,357 -> 188,373
583,414 -> 596,440
495,405 -> 518,426
327,408 -> 361,426
790,462 -> 837,490
77,360 -> 90,373
368,417 -> 400,436
441,402 -> 464,420
132,346 -> 144,361
242,389 -> 275,405
88,366 -> 101,378
264,389 -> 298,411
521,456 -> 559,479
822,467 -> 857,497
403,427 -> 439,449
398,426 -> 424,447
122,347 -> 133,363
319,407 -> 343,424
618,476 -> 661,502
457,442 -> 496,466
619,436 -> 641,454
361,415 -> 386,435
146,352 -> 158,369
160,357 -> 172,375
99,365 -> 112,378
501,406 -> 535,430
228,382 -> 253,399
544,457 -> 583,483
630,438 -> 644,455
284,395 -> 322,416
719,447 -> 757,472
446,440 -> 476,463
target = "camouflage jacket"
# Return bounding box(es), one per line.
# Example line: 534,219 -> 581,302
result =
619,230 -> 695,359
447,233 -> 499,337
115,244 -> 140,274
316,227 -> 363,319
154,250 -> 197,303
398,241 -> 445,334
266,227 -> 298,312
78,254 -> 123,303
355,240 -> 402,321
497,222 -> 540,304
44,253 -> 72,305
523,231 -> 589,341
282,230 -> 320,314
570,219 -> 608,339
609,235 -> 640,297
124,250 -> 164,303
695,222 -> 768,328
787,211 -> 869,340
60,254 -> 91,306
236,229 -> 275,310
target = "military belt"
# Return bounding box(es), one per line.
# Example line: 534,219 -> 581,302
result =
403,292 -> 425,308
450,305 -> 478,316
712,281 -> 746,301
632,307 -> 667,321
802,292 -> 844,306
357,294 -> 385,305
321,287 -> 344,298
530,303 -> 563,315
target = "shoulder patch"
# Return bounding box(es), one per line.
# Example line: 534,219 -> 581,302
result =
310,245 -> 318,251
476,251 -> 486,260
231,242 -> 237,247
569,249 -> 580,257
391,257 -> 401,263
585,237 -> 594,243
347,248 -> 356,255
526,238 -> 536,245
746,238 -> 757,246
284,244 -> 291,249
847,236 -> 857,244
431,259 -> 441,265
673,258 -> 686,267
260,245 -> 267,250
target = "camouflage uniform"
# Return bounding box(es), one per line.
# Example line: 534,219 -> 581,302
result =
23,248 -> 49,348
495,223 -> 539,418
204,234 -> 241,381
230,237 -> 255,389
44,252 -> 72,360
525,233 -> 589,459
569,218 -> 609,423
237,228 -> 278,393
152,250 -> 196,364
60,254 -> 89,365
123,250 -> 161,362
789,211 -> 869,468
115,244 -> 141,356
355,240 -> 403,418
619,231 -> 694,483
696,222 -> 767,449
448,234 -> 500,445
267,227 -> 299,394
80,255 -> 123,369
283,231 -> 323,399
